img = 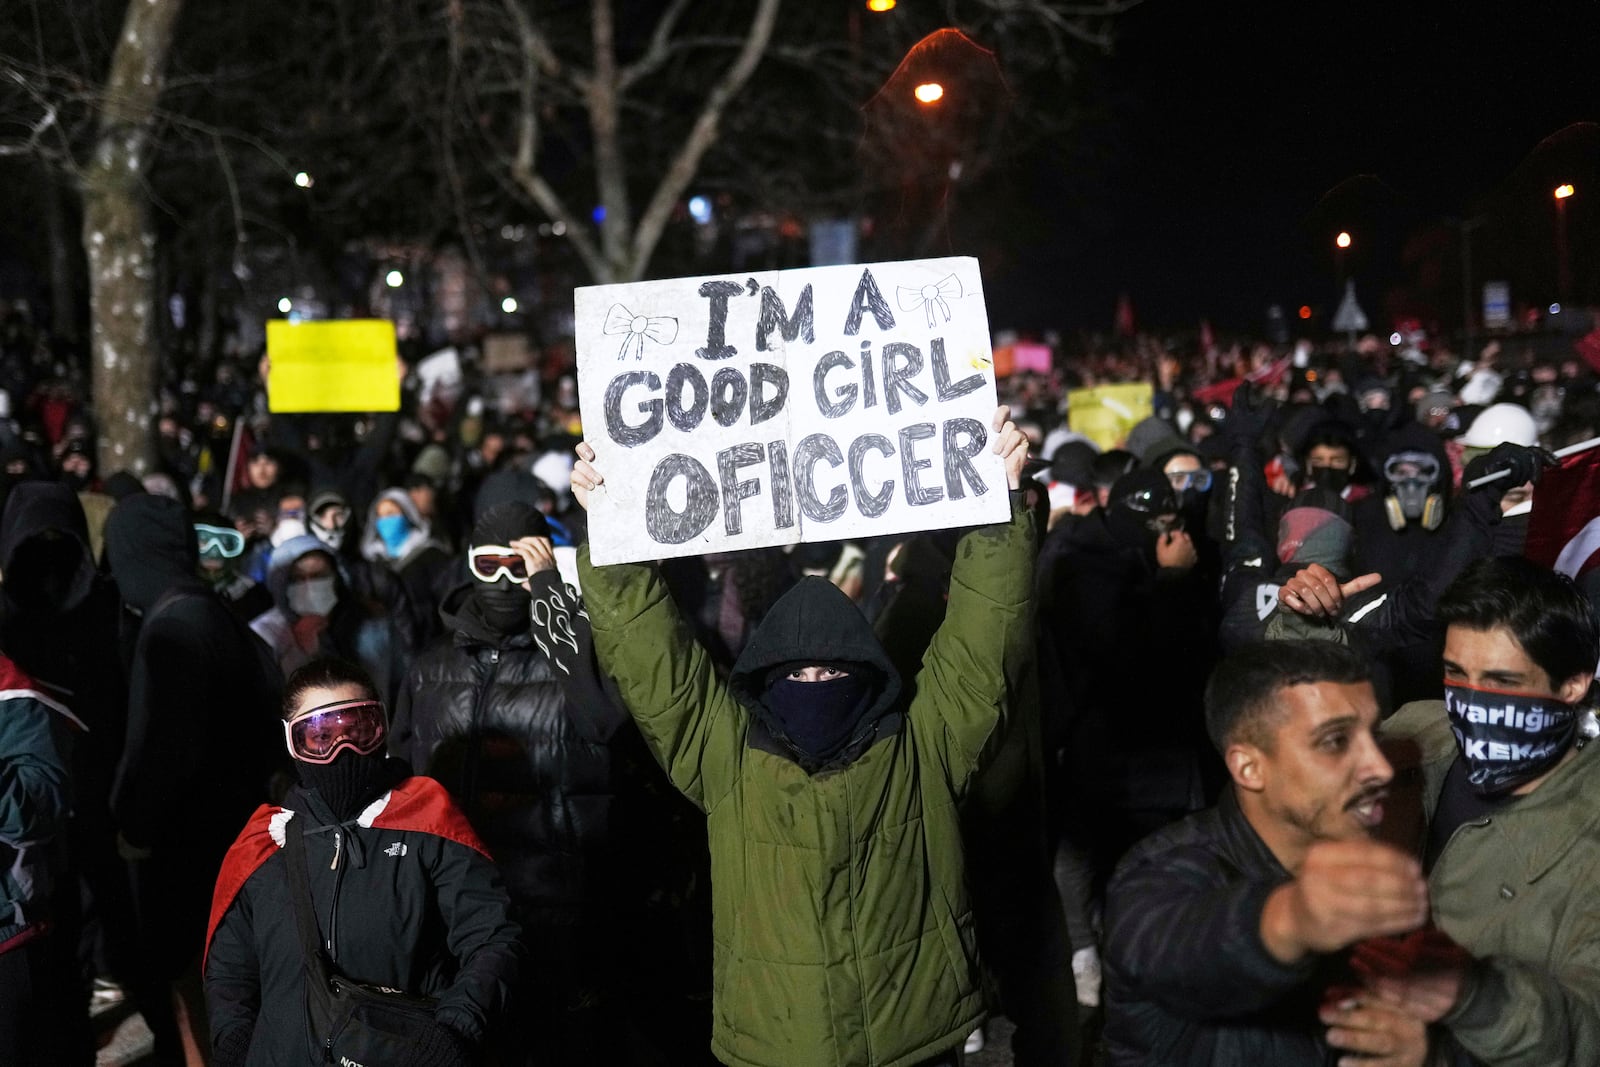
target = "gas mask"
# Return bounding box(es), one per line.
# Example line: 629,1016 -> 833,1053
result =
1383,451 -> 1444,531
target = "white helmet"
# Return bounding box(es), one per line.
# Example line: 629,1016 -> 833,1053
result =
1461,403 -> 1538,448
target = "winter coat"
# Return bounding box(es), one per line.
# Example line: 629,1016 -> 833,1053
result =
577,497 -> 1035,1067
104,496 -> 282,854
1103,790 -> 1343,1066
1383,700 -> 1600,1066
360,488 -> 456,646
251,535 -> 407,702
391,572 -> 642,923
203,775 -> 521,1064
0,656 -> 79,949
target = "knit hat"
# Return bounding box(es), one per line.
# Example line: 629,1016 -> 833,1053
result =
1277,507 -> 1354,578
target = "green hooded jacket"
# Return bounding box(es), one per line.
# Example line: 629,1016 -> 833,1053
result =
578,499 -> 1034,1067
1383,699 -> 1600,1066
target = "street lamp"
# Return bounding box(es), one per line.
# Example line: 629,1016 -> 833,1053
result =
914,82 -> 944,104
294,171 -> 314,188
1555,184 -> 1575,301
866,0 -> 896,10
385,270 -> 404,288
1335,231 -> 1352,249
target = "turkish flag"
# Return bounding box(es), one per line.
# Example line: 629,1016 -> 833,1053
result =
1525,448 -> 1600,578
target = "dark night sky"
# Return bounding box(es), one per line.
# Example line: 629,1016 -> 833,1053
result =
992,0 -> 1600,334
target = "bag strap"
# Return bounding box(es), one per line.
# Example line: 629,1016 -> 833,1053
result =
282,814 -> 332,986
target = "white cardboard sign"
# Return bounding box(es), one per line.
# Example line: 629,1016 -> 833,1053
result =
576,256 -> 1007,565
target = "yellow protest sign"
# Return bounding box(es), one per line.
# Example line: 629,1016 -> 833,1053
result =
266,320 -> 400,413
1067,383 -> 1153,451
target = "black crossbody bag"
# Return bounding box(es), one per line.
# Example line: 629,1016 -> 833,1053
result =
283,814 -> 439,1064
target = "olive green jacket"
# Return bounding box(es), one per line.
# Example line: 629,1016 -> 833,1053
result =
1384,700 -> 1600,1066
578,501 -> 1034,1067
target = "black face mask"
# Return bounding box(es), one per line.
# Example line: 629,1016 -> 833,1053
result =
761,673 -> 879,767
1308,466 -> 1351,494
296,750 -> 390,822
472,581 -> 530,634
1444,683 -> 1578,795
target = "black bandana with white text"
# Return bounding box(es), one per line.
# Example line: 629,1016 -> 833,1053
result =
1443,682 -> 1577,796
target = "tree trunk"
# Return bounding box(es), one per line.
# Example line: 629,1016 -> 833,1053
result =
83,0 -> 184,477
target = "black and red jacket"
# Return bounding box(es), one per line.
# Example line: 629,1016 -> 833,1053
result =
202,773 -> 521,1065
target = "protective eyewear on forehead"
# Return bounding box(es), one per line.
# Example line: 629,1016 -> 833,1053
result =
195,524 -> 246,559
1167,469 -> 1213,492
283,699 -> 387,765
469,545 -> 530,583
1119,486 -> 1178,515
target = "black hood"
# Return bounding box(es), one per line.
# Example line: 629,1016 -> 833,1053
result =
104,493 -> 201,612
728,576 -> 903,722
0,481 -> 95,615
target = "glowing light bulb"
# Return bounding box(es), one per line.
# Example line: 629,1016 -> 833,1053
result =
1335,231 -> 1352,249
385,270 -> 404,288
501,297 -> 518,314
914,82 -> 944,104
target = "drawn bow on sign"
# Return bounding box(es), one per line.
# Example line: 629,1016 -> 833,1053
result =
896,274 -> 964,329
604,303 -> 679,361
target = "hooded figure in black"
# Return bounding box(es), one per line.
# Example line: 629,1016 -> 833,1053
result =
725,577 -> 903,774
393,501 -> 713,1065
0,483 -> 122,1063
103,494 -> 283,1064
1037,467 -> 1220,879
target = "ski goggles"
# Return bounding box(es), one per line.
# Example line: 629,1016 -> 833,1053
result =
1166,468 -> 1213,493
283,699 -> 388,765
195,524 -> 246,559
468,545 -> 529,584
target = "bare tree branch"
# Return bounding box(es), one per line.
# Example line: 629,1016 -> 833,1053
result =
615,0 -> 692,92
626,0 -> 781,280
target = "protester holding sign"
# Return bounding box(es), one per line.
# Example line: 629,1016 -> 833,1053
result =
569,405 -> 1032,1067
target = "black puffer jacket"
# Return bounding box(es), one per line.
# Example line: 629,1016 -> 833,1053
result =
392,572 -> 657,920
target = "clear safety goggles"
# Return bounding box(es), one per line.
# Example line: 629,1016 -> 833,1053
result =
469,544 -> 529,584
283,698 -> 387,765
195,523 -> 246,559
1166,468 -> 1213,493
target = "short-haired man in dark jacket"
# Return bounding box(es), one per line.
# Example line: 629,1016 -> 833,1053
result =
1104,640 -> 1435,1066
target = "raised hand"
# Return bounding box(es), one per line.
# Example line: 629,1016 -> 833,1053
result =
571,441 -> 603,511
991,405 -> 1029,491
1278,563 -> 1382,618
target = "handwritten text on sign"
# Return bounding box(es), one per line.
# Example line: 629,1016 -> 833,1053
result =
576,257 -> 1007,565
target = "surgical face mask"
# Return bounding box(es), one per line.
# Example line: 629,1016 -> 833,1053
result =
287,575 -> 338,618
1444,682 -> 1578,795
374,513 -> 411,558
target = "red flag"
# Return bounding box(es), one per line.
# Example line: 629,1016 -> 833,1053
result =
1576,327 -> 1600,375
1524,448 -> 1600,578
1114,293 -> 1136,337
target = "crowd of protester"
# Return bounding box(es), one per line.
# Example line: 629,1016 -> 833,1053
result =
1,293 -> 1598,1066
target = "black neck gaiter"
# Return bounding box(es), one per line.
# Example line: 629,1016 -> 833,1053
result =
296,751 -> 391,822
760,673 -> 879,767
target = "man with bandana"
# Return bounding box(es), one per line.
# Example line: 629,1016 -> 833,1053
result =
392,500 -> 708,1064
1369,557 -> 1600,1064
568,407 -> 1035,1067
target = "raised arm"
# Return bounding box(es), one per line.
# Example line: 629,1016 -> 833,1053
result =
907,407 -> 1034,793
572,443 -> 745,810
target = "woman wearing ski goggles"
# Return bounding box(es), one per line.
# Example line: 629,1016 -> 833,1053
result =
283,697 -> 388,764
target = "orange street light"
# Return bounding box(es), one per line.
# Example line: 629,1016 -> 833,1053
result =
1335,231 -> 1352,249
914,82 -> 944,104
1556,183 -> 1576,200
866,0 -> 896,10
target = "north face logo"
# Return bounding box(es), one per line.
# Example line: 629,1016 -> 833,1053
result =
383,841 -> 407,857
340,1057 -> 367,1067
